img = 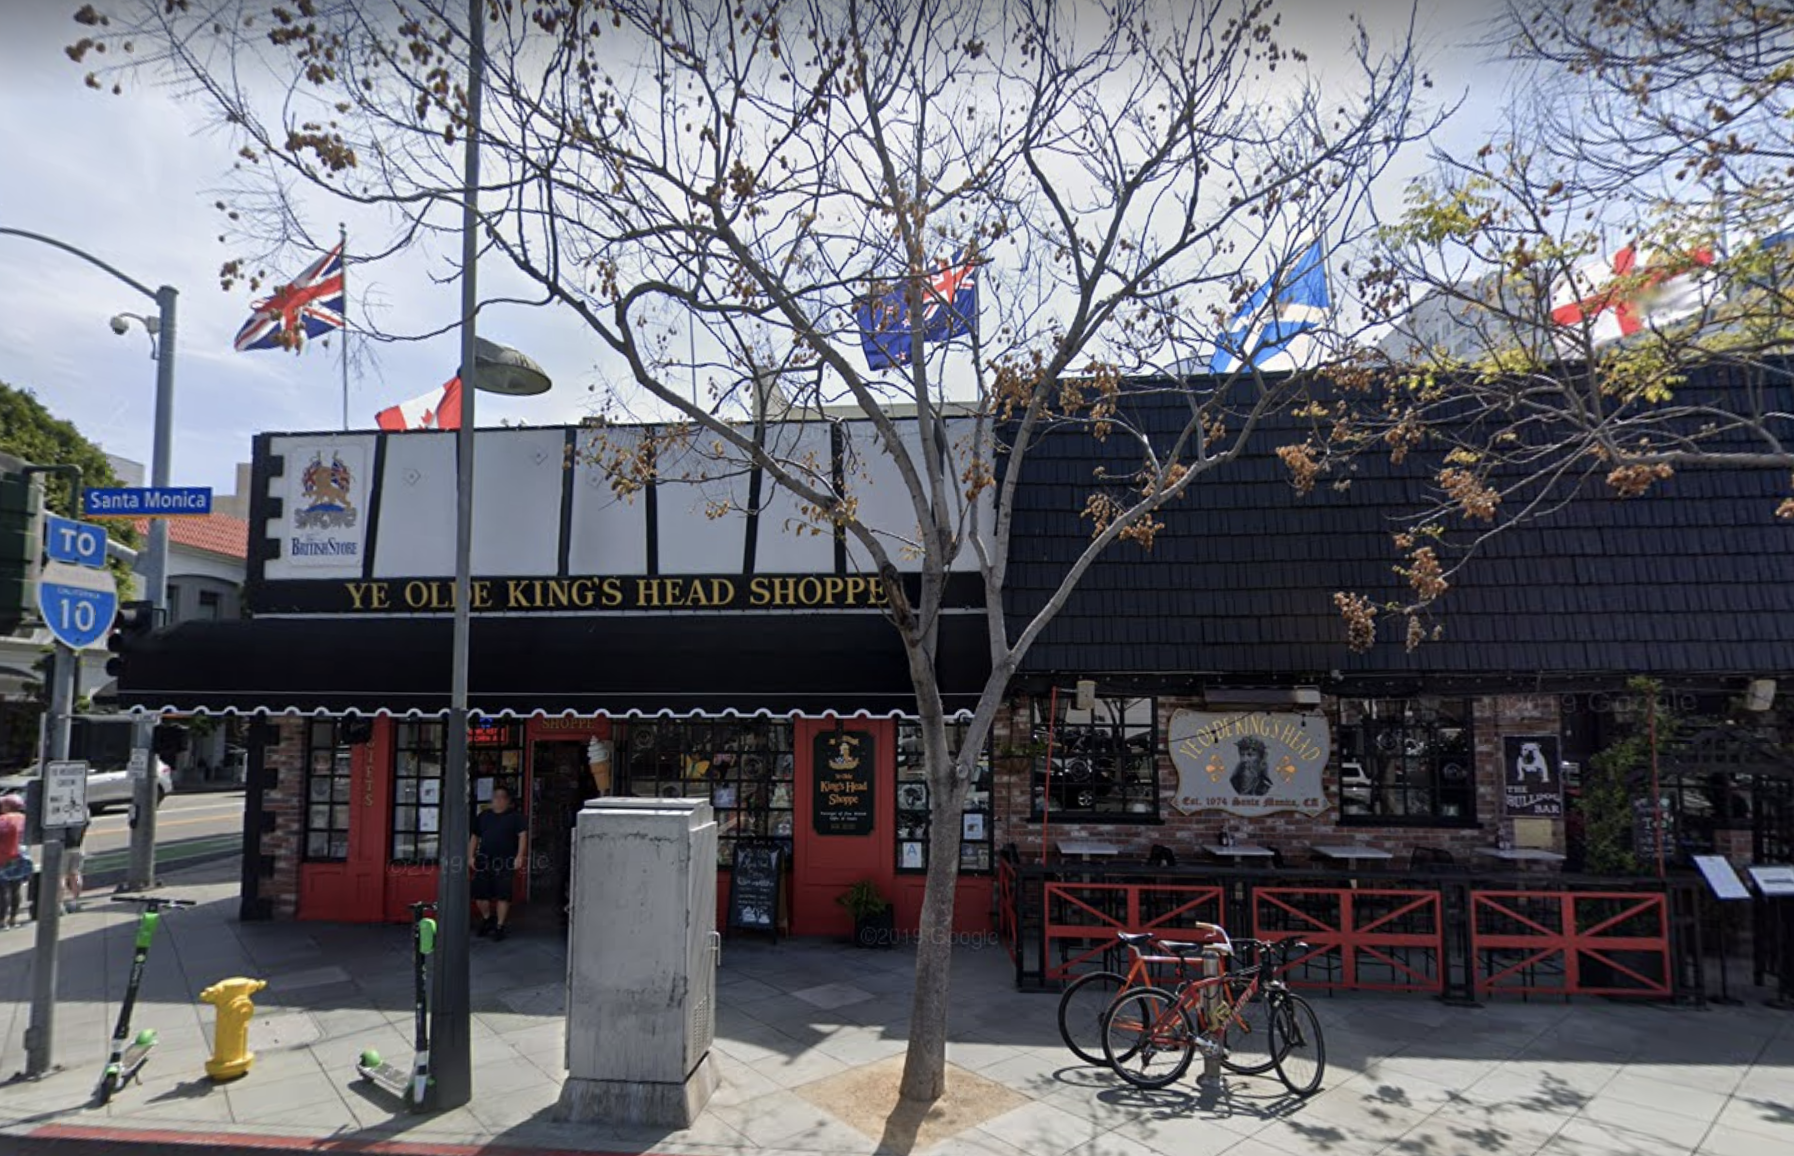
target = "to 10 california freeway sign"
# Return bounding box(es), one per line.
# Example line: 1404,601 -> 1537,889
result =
36,559 -> 117,650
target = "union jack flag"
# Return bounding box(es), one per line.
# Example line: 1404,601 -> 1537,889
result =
233,243 -> 346,352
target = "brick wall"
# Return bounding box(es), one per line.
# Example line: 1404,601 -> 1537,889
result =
992,693 -> 1565,868
259,717 -> 306,918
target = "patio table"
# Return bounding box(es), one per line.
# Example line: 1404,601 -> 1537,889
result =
1056,841 -> 1122,861
1310,845 -> 1394,888
1477,847 -> 1566,864
1203,844 -> 1276,859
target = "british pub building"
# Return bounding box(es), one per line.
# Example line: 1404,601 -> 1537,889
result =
117,369 -> 1794,932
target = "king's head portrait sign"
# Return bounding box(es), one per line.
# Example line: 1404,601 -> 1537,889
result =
1168,709 -> 1330,816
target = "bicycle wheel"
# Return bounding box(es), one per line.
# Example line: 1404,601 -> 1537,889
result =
1057,971 -> 1129,1066
1217,975 -> 1279,1075
1101,987 -> 1195,1089
1269,993 -> 1326,1096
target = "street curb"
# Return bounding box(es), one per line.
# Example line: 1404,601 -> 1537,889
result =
21,1124 -> 653,1156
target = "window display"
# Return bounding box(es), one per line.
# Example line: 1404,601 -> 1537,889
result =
616,720 -> 794,867
894,723 -> 992,873
391,721 -> 445,863
303,720 -> 354,861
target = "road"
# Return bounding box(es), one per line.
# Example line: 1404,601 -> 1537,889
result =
73,790 -> 243,888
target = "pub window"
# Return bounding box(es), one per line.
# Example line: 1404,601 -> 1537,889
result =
391,721 -> 446,863
1337,698 -> 1475,826
303,720 -> 353,861
616,720 -> 794,868
1029,695 -> 1160,822
895,724 -> 993,874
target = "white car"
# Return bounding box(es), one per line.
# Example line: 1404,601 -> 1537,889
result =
0,756 -> 173,815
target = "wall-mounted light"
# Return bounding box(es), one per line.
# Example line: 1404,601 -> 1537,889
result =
1746,679 -> 1777,712
1074,679 -> 1096,711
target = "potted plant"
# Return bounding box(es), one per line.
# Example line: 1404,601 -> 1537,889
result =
836,879 -> 894,949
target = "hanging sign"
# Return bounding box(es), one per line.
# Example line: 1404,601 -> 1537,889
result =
1167,710 -> 1329,816
812,730 -> 875,835
1502,735 -> 1564,817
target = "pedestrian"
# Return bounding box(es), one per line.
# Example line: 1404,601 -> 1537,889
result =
470,784 -> 527,942
62,821 -> 87,914
0,794 -> 30,930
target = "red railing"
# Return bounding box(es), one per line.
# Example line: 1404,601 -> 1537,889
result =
1252,886 -> 1445,993
1043,881 -> 1226,981
1470,890 -> 1671,998
995,856 -> 1019,966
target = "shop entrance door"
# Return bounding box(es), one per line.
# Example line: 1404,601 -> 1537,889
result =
529,740 -> 592,917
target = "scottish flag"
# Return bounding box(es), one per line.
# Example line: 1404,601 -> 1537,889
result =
1208,240 -> 1330,374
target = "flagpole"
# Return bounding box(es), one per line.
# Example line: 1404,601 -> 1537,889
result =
340,223 -> 351,430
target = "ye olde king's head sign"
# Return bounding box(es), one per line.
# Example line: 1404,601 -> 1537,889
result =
1168,710 -> 1330,816
288,444 -> 368,566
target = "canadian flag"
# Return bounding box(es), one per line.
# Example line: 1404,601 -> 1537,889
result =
375,378 -> 462,431
1549,243 -> 1715,351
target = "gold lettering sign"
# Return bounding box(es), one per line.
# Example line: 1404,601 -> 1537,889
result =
327,574 -> 891,614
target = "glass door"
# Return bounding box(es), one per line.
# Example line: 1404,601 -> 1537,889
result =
529,740 -> 592,912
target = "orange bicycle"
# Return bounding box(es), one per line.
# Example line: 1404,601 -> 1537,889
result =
1101,926 -> 1324,1095
1057,927 -> 1278,1076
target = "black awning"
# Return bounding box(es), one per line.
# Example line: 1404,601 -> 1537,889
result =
114,612 -> 992,718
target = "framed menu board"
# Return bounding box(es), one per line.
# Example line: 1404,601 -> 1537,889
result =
813,731 -> 875,836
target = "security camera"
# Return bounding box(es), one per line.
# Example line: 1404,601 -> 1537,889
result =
110,315 -> 131,336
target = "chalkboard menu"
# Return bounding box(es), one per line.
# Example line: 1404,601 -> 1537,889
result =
727,841 -> 782,938
1632,797 -> 1674,861
813,730 -> 876,836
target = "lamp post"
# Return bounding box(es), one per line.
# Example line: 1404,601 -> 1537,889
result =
0,228 -> 176,891
427,0 -> 553,1112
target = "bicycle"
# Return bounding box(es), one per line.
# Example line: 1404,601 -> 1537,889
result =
1101,927 -> 1325,1096
1057,927 -> 1279,1076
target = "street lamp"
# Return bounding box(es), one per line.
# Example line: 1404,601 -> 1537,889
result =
427,0 -> 553,1114
0,230 -> 176,1079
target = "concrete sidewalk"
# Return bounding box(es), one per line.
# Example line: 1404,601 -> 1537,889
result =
2,858 -> 1792,1156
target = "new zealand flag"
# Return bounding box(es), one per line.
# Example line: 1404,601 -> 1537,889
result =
856,254 -> 978,370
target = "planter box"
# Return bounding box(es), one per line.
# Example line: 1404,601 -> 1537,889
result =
852,908 -> 896,949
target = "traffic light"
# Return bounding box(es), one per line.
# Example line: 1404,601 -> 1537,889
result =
105,599 -> 157,682
0,468 -> 42,634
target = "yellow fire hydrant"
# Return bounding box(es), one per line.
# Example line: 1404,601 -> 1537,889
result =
199,977 -> 267,1082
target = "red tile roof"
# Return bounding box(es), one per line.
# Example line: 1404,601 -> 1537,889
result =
129,514 -> 250,560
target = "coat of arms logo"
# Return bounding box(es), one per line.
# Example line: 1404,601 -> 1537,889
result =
296,452 -> 358,530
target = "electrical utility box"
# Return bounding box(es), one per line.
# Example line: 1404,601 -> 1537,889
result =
556,797 -> 719,1128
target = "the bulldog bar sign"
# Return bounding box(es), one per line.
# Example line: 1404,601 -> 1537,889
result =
1168,710 -> 1330,816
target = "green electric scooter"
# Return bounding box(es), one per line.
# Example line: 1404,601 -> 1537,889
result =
95,894 -> 196,1105
356,901 -> 436,1110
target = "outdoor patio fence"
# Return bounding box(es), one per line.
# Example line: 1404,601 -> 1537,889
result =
998,857 -> 1708,1005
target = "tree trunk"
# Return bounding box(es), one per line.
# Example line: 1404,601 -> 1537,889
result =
898,732 -> 965,1102
896,679 -> 966,1104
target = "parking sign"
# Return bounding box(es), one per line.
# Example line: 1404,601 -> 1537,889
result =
42,760 -> 90,829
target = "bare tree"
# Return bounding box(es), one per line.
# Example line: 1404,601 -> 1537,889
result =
77,0 -> 1424,1101
1307,0 -> 1794,652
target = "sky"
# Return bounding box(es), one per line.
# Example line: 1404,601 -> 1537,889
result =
0,0 -> 1506,497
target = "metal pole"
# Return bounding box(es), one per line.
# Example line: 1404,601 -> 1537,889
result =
427,0 -> 482,1112
340,223 -> 351,431
126,285 -> 177,891
23,645 -> 74,1077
